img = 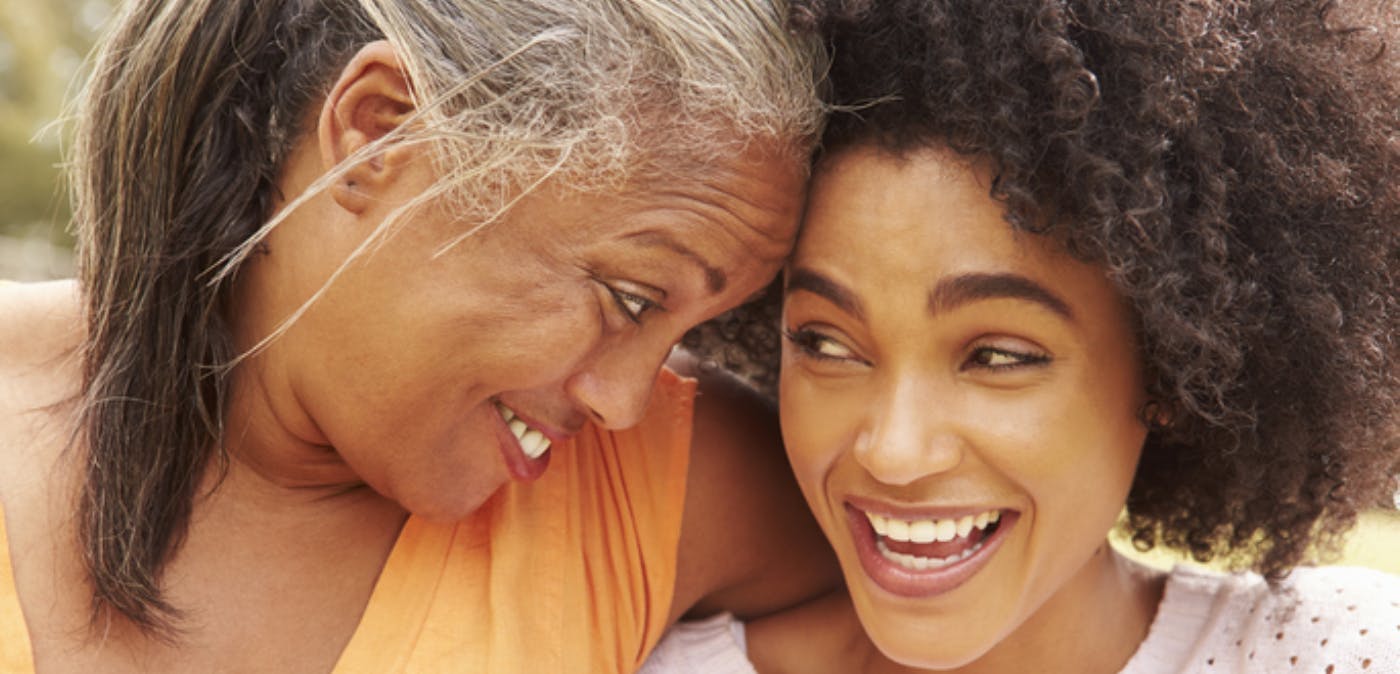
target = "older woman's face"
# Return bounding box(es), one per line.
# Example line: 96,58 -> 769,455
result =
241,140 -> 803,520
780,145 -> 1148,668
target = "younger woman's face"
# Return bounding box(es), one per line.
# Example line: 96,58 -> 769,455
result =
780,145 -> 1149,668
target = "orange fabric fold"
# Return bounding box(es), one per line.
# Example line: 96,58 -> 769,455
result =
0,509 -> 35,673
332,367 -> 696,673
0,368 -> 695,674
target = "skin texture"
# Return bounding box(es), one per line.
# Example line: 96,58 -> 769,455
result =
763,145 -> 1163,673
792,0 -> 1399,581
0,43 -> 823,673
669,353 -> 841,626
229,43 -> 805,522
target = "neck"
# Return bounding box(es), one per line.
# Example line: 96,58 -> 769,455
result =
150,362 -> 411,648
201,369 -> 410,578
219,343 -> 370,493
79,455 -> 408,671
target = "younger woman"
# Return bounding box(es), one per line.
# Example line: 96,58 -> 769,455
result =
643,1 -> 1399,671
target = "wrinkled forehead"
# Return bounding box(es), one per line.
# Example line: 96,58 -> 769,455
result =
623,137 -> 807,260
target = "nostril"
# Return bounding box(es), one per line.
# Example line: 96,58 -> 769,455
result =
565,359 -> 660,430
583,403 -> 607,427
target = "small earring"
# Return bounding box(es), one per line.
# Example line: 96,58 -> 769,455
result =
1139,400 -> 1172,430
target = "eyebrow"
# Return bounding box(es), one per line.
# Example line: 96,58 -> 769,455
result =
624,230 -> 727,294
928,273 -> 1073,319
786,268 -> 865,321
786,268 -> 1073,322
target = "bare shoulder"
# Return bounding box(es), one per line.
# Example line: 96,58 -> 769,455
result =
0,281 -> 101,670
666,350 -> 841,625
0,279 -> 85,507
0,278 -> 84,374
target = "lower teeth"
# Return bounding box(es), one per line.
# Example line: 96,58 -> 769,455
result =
877,538 -> 984,571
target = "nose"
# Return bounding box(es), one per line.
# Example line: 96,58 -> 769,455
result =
564,341 -> 670,430
853,375 -> 967,486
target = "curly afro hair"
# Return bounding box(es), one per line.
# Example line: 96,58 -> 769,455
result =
687,0 -> 1398,580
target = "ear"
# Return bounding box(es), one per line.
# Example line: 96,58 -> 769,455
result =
319,40 -> 418,214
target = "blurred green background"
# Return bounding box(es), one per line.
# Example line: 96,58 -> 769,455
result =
0,0 -> 111,280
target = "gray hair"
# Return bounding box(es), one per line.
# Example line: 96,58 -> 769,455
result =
70,0 -> 824,638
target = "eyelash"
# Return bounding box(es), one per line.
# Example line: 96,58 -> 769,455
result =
608,286 -> 658,324
964,346 -> 1050,371
785,328 -> 1051,372
783,327 -> 865,365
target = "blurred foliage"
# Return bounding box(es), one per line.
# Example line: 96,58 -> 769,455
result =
1113,509 -> 1400,576
0,0 -> 111,245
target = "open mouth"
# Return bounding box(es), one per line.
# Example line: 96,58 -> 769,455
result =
846,502 -> 1016,598
868,509 -> 1003,571
493,401 -> 553,481
495,402 -> 552,459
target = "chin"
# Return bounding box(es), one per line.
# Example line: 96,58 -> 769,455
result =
873,635 -> 989,672
392,476 -> 502,523
858,605 -> 998,671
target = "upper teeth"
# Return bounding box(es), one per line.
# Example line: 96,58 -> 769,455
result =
866,509 -> 1000,543
496,403 -> 551,459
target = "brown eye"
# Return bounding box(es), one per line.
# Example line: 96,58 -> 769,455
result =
611,288 -> 651,321
605,285 -> 659,324
784,328 -> 866,364
966,346 -> 1049,371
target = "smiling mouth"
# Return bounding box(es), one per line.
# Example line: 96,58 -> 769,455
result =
867,509 -> 1003,571
494,402 -> 552,460
845,503 -> 1016,598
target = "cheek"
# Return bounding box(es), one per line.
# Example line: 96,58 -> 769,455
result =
989,380 -> 1146,535
1001,404 -> 1140,485
1062,360 -> 1149,492
456,283 -> 607,385
777,387 -> 818,488
778,368 -> 854,510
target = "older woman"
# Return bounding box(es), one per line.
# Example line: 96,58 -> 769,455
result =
0,1 -> 835,671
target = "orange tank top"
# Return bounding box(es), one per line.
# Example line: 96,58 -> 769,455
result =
0,368 -> 696,673
0,505 -> 30,673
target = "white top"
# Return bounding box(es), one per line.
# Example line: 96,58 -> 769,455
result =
637,611 -> 754,674
1121,561 -> 1399,673
640,558 -> 1400,673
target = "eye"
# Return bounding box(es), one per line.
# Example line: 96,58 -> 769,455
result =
783,327 -> 867,365
964,345 -> 1050,371
608,286 -> 658,324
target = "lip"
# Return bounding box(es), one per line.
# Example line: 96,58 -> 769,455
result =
490,400 -> 558,483
846,495 -> 1005,522
500,405 -> 572,445
844,500 -> 1017,599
